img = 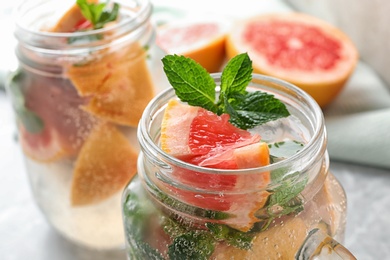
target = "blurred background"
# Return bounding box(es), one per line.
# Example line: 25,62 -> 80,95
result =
0,0 -> 389,259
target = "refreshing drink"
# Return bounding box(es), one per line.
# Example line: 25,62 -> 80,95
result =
122,54 -> 354,259
6,0 -> 164,250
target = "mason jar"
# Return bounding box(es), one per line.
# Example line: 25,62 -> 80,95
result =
6,0 -> 167,250
122,73 -> 356,259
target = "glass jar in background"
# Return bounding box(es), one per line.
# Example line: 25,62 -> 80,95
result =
6,0 -> 168,250
122,73 -> 357,259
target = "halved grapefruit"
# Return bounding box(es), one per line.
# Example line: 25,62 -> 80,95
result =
160,99 -> 271,232
71,123 -> 138,206
156,18 -> 230,73
226,13 -> 358,107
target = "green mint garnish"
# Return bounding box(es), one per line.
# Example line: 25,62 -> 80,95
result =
161,54 -> 218,113
8,70 -> 44,134
168,231 -> 215,260
261,170 -> 308,230
206,223 -> 254,250
162,53 -> 290,130
76,0 -> 120,29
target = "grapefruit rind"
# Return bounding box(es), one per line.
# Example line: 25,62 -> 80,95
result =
70,123 -> 138,206
157,19 -> 230,72
226,13 -> 358,107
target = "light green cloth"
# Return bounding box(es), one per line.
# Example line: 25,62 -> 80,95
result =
324,62 -> 390,169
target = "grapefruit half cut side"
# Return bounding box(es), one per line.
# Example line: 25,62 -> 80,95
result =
226,13 -> 358,107
160,99 -> 271,232
156,18 -> 230,72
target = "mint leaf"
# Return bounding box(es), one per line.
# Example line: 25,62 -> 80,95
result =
220,53 -> 252,96
269,140 -> 305,162
162,53 -> 290,129
228,91 -> 291,130
168,231 -> 215,260
206,223 -> 254,250
260,170 -> 308,230
8,70 -> 44,134
162,55 -> 218,113
77,0 -> 120,29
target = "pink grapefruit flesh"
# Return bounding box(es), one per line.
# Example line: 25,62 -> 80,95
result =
226,13 -> 358,107
160,99 -> 271,232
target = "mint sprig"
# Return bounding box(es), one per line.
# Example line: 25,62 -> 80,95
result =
77,0 -> 120,29
8,70 -> 44,134
260,170 -> 308,230
162,53 -> 290,130
161,55 -> 218,113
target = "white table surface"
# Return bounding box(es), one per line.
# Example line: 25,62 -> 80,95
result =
1,0 -> 390,259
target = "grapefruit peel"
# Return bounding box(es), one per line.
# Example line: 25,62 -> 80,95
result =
226,13 -> 359,107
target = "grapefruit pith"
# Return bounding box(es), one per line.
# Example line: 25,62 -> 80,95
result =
156,18 -> 229,72
160,99 -> 271,232
226,13 -> 358,107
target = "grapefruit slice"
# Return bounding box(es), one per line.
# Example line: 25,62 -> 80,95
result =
160,99 -> 271,232
71,123 -> 138,206
18,73 -> 98,162
212,217 -> 308,259
19,123 -> 68,163
226,13 -> 358,107
67,42 -> 155,126
156,18 -> 229,72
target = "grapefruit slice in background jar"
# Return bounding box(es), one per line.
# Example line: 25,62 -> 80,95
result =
226,13 -> 359,107
156,17 -> 230,73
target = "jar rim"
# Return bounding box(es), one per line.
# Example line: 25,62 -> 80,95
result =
138,73 -> 326,176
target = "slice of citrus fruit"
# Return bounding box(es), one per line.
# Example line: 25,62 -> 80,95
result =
17,73 -> 98,162
19,123 -> 68,163
212,217 -> 308,259
71,123 -> 138,206
67,42 -> 155,126
156,18 -> 229,72
160,99 -> 271,232
226,13 -> 358,107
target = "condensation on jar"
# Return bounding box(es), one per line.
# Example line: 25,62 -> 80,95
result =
6,0 -> 167,250
122,73 -> 349,259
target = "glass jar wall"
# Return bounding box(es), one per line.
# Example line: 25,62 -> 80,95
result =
122,73 -> 351,259
6,0 -> 167,250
